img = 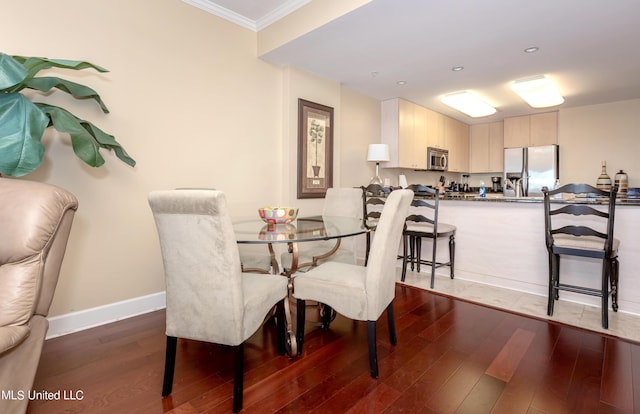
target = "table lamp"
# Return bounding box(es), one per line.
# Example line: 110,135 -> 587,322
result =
367,144 -> 390,185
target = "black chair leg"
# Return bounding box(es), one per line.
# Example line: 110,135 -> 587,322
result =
612,257 -> 620,311
449,233 -> 455,279
416,237 -> 422,273
321,305 -> 333,330
296,299 -> 306,356
601,261 -> 609,329
386,302 -> 397,345
275,299 -> 286,355
232,344 -> 244,413
365,233 -> 371,266
161,336 -> 177,397
554,254 -> 560,300
547,253 -> 558,316
401,233 -> 408,282
430,235 -> 437,289
367,320 -> 378,378
409,236 -> 416,271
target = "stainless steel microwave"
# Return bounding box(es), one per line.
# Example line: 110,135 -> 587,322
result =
427,147 -> 448,171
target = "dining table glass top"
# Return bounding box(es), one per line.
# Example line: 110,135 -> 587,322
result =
233,215 -> 368,244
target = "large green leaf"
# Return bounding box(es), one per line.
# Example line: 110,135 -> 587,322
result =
0,93 -> 47,176
25,77 -> 109,113
38,104 -> 135,168
0,53 -> 27,91
11,55 -> 108,81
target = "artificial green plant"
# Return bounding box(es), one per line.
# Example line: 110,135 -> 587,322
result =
0,52 -> 135,176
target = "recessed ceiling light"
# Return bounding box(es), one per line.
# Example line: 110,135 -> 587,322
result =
524,46 -> 539,53
452,66 -> 464,72
396,80 -> 407,86
511,75 -> 564,108
441,91 -> 497,118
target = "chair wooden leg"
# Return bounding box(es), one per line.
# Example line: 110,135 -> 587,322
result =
232,344 -> 244,413
601,260 -> 609,329
276,299 -> 286,356
365,233 -> 371,266
401,233 -> 408,282
612,257 -> 620,311
296,299 -> 306,356
161,336 -> 177,397
416,237 -> 422,273
367,321 -> 378,378
409,236 -> 416,271
449,233 -> 455,279
547,253 -> 556,316
386,302 -> 397,345
554,254 -> 560,300
430,235 -> 437,289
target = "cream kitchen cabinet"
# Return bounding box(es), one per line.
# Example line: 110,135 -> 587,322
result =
469,121 -> 504,173
425,108 -> 445,149
381,98 -> 428,169
504,112 -> 557,148
444,116 -> 469,172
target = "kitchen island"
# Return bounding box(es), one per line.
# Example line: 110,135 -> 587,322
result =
420,195 -> 640,316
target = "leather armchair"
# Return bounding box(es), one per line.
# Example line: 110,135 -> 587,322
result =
0,178 -> 78,414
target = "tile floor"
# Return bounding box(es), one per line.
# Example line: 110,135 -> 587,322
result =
398,268 -> 640,343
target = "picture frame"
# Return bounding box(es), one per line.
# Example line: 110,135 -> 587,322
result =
297,99 -> 334,199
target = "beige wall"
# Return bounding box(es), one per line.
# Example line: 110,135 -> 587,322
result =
2,0 -> 380,318
558,99 -> 640,188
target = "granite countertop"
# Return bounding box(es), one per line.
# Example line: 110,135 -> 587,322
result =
440,193 -> 640,205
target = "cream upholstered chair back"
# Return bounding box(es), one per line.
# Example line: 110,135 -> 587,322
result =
0,178 -> 78,414
281,187 -> 364,271
322,187 -> 364,219
363,189 -> 413,320
149,189 -> 247,345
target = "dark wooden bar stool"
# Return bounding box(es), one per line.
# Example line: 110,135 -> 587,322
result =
543,183 -> 620,329
401,184 -> 455,288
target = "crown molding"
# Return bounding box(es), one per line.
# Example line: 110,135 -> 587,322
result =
182,0 -> 311,32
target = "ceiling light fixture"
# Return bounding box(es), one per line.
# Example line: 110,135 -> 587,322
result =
396,80 -> 407,86
524,46 -> 539,53
441,91 -> 497,118
452,66 -> 464,72
510,75 -> 564,108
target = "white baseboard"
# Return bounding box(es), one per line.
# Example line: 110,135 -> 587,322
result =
46,292 -> 166,339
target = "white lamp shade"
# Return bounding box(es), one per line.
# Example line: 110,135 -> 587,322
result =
367,144 -> 390,162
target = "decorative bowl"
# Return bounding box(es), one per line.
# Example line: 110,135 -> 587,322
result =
258,206 -> 298,224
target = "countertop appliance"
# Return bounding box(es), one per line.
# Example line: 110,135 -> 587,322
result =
427,147 -> 448,171
504,145 -> 559,197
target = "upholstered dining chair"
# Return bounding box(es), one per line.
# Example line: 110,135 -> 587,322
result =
543,183 -> 620,329
148,189 -> 289,413
0,178 -> 78,414
401,184 -> 456,288
293,189 -> 413,378
281,187 -> 364,272
175,187 -> 274,274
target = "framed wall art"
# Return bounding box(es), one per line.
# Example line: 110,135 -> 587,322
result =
297,99 -> 334,199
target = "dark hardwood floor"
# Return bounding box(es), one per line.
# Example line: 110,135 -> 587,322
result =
28,284 -> 639,413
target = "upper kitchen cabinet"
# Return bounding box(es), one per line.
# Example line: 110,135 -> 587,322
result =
444,116 -> 469,172
469,121 -> 504,173
425,108 -> 445,149
504,111 -> 558,148
381,98 -> 428,169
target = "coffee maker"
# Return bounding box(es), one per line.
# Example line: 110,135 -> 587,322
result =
491,176 -> 502,192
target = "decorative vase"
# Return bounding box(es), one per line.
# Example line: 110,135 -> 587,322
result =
596,161 -> 612,191
614,170 -> 628,194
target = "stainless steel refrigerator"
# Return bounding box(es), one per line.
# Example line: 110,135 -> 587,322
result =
503,145 -> 559,197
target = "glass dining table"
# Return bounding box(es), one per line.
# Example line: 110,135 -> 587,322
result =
232,215 -> 370,356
